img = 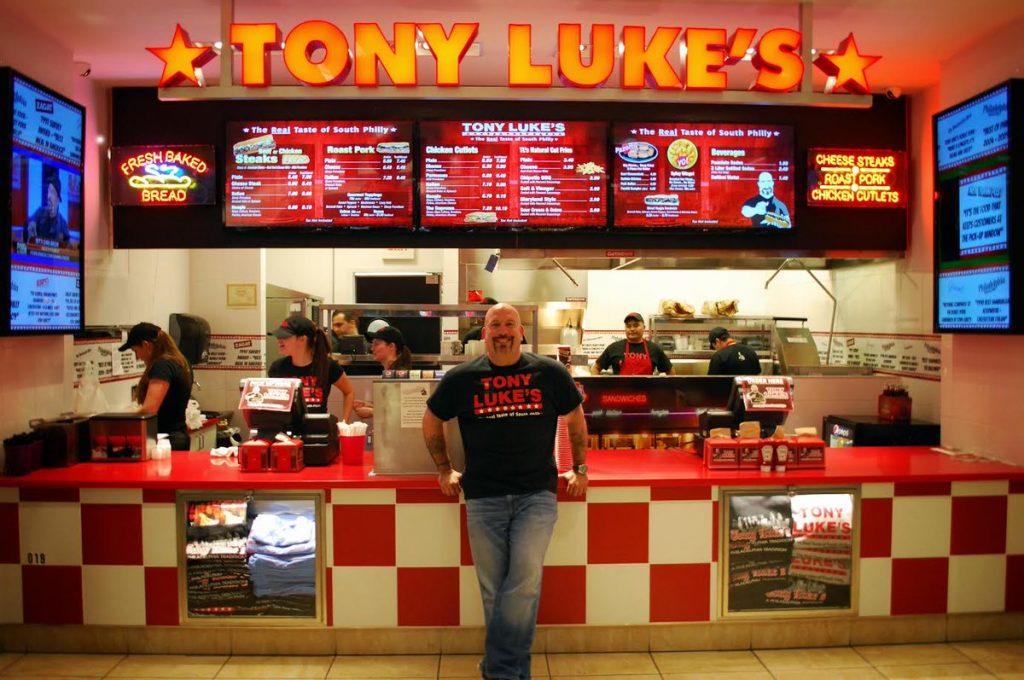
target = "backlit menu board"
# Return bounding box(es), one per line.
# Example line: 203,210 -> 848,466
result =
226,121 -> 412,227
613,123 -> 793,229
419,121 -> 607,228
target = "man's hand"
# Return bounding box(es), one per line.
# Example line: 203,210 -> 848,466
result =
754,200 -> 769,215
560,469 -> 588,496
438,467 -> 462,496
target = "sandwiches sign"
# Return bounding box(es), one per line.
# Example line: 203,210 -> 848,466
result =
148,23 -> 880,95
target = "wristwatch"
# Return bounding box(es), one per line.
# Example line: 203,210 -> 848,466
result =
573,463 -> 589,475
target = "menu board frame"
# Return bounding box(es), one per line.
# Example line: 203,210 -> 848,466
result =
719,487 -> 859,618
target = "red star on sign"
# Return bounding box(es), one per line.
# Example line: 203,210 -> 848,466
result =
813,33 -> 881,95
146,24 -> 215,87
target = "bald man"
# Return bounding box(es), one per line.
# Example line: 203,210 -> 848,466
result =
740,171 -> 791,229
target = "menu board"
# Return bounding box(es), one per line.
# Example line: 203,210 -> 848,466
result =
225,121 -> 413,227
613,123 -> 793,229
419,121 -> 607,228
725,492 -> 853,614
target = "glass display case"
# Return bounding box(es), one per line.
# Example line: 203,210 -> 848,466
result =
178,491 -> 324,624
647,315 -> 787,374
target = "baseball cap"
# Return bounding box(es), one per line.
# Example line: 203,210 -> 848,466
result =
269,316 -> 316,340
708,326 -> 730,346
366,319 -> 389,334
119,322 -> 160,352
623,312 -> 644,324
369,325 -> 405,351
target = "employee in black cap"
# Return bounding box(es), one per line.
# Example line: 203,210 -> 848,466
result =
269,315 -> 354,421
119,322 -> 194,450
707,327 -> 761,375
353,325 -> 413,420
591,312 -> 672,375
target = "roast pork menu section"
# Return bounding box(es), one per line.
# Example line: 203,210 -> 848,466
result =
613,123 -> 794,229
226,121 -> 413,227
419,121 -> 607,227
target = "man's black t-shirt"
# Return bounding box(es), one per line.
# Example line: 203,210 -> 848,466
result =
268,357 -> 344,413
594,339 -> 673,374
708,342 -> 762,375
742,194 -> 791,229
427,353 -> 582,499
148,359 -> 193,436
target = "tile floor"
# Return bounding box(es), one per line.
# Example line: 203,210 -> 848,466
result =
0,641 -> 1022,679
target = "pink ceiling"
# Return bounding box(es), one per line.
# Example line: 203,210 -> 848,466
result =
6,0 -> 1024,92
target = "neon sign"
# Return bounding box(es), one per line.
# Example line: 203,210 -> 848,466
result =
110,145 -> 216,206
807,148 -> 906,207
148,22 -> 880,95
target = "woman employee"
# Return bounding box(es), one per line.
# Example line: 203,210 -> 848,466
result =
120,322 -> 194,450
269,315 -> 354,421
353,325 -> 412,419
591,312 -> 673,375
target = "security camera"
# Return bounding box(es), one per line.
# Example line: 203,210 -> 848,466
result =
885,86 -> 902,100
74,61 -> 92,78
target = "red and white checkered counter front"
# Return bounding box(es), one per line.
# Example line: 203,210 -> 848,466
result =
1,447 -> 1022,627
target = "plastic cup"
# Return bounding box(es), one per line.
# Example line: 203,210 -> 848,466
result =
340,435 -> 366,465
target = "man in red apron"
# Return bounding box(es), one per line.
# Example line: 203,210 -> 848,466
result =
591,312 -> 673,375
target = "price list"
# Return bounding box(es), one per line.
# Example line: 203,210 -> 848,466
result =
228,146 -> 316,225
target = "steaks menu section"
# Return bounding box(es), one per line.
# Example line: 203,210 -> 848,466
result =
613,123 -> 794,229
419,121 -> 607,227
226,121 -> 413,227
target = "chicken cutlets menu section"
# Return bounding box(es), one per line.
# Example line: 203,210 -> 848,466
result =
226,121 -> 413,227
613,123 -> 793,229
419,121 -> 607,227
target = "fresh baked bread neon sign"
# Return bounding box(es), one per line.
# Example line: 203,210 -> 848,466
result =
148,22 -> 880,94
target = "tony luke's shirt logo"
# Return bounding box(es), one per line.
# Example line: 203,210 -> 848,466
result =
473,373 -> 543,417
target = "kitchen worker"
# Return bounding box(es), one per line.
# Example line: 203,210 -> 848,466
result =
268,315 -> 354,420
591,312 -> 673,375
353,325 -> 413,420
707,327 -> 762,375
330,311 -> 367,354
119,322 -> 193,450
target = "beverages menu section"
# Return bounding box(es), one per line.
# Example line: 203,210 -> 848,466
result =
613,123 -> 794,229
226,121 -> 413,227
419,121 -> 607,228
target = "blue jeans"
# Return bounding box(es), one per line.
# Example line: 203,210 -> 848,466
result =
466,490 -> 557,680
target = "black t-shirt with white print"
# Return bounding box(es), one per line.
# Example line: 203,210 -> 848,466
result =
268,357 -> 344,413
426,352 -> 582,499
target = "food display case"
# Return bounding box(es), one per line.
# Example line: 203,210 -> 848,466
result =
178,491 -> 324,624
646,315 -> 782,375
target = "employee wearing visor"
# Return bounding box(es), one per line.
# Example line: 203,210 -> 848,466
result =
591,312 -> 673,375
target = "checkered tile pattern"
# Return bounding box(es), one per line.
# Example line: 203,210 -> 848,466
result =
1,480 -> 1021,627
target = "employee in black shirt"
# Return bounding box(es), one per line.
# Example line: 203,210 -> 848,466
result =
707,327 -> 761,375
591,312 -> 673,375
120,322 -> 194,450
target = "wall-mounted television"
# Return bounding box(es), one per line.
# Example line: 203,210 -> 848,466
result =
0,68 -> 85,335
612,122 -> 793,229
933,80 -> 1022,333
419,121 -> 607,228
225,121 -> 413,227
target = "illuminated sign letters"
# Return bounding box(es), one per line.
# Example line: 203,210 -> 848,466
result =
110,145 -> 217,206
807,148 -> 907,208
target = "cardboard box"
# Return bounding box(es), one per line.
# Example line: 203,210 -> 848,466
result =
271,440 -> 304,472
703,438 -> 739,468
240,439 -> 270,472
737,438 -> 762,469
793,436 -> 826,468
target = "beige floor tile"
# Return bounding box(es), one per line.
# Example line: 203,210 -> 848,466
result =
438,654 -> 548,678
1,654 -> 125,677
215,655 -> 333,679
661,673 -> 773,680
327,655 -> 438,679
755,647 -> 871,671
954,641 -> 1024,663
855,644 -> 972,666
546,652 -> 658,676
550,676 -> 660,680
107,655 -> 228,678
0,655 -> 24,674
875,663 -> 995,679
653,650 -> 765,674
980,660 -> 1024,677
771,669 -> 886,680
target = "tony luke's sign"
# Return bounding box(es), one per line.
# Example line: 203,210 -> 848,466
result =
148,23 -> 880,95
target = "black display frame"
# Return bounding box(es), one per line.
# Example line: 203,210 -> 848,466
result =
932,78 -> 1023,335
0,67 -> 86,336
111,88 -> 907,252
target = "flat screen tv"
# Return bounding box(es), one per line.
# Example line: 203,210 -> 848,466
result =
933,80 -> 1022,333
225,120 -> 413,227
419,121 -> 608,228
0,68 -> 85,335
612,122 -> 793,229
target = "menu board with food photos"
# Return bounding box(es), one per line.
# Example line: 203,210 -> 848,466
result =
419,121 -> 607,228
225,121 -> 413,227
613,122 -> 794,229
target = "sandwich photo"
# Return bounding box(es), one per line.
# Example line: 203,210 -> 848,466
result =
376,141 -> 411,154
464,211 -> 498,223
644,193 -> 680,207
232,134 -> 276,156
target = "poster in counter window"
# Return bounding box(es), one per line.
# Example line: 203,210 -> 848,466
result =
724,491 -> 854,614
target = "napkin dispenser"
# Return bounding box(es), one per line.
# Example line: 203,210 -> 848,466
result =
89,413 -> 157,462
